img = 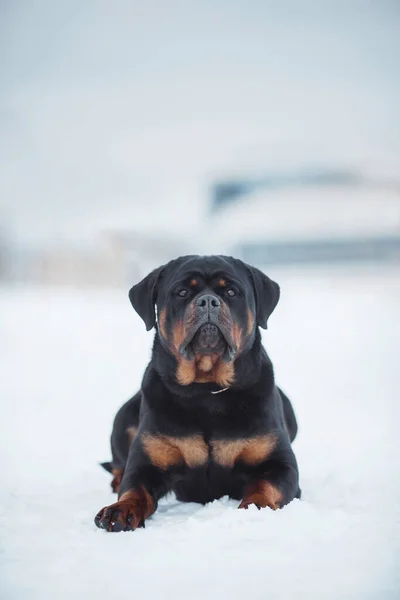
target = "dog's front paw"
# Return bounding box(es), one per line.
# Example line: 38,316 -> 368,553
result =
94,487 -> 155,532
238,481 -> 282,511
94,500 -> 144,532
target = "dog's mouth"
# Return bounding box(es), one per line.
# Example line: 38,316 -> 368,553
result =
181,323 -> 236,361
191,323 -> 226,353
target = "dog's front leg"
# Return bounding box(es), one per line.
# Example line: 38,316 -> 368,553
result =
94,442 -> 168,532
239,448 -> 300,510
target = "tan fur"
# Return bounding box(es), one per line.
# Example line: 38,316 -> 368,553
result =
247,308 -> 254,335
119,486 -> 156,520
176,357 -> 197,385
142,434 -> 278,478
158,308 -> 167,339
193,359 -> 235,386
170,299 -> 237,387
231,322 -> 243,354
212,434 -> 277,467
197,355 -> 214,372
142,434 -> 209,469
239,480 -> 283,510
176,352 -> 234,386
111,467 -> 123,493
219,301 -> 234,331
172,320 -> 186,353
214,360 -> 235,387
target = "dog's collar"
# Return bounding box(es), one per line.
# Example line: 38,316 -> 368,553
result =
210,387 -> 229,395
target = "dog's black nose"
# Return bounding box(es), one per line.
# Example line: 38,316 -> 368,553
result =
196,294 -> 221,310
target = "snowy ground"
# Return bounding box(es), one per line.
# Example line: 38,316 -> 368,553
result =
1,265 -> 399,600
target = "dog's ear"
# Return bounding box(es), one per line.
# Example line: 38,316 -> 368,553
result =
246,264 -> 280,329
129,265 -> 164,331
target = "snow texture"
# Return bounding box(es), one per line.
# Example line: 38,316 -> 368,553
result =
1,266 -> 399,599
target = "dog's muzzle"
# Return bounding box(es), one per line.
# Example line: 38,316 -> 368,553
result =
179,294 -> 236,361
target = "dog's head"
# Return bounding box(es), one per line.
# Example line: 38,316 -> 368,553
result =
129,255 -> 279,387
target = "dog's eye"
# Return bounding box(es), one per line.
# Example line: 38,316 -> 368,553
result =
226,289 -> 236,297
177,289 -> 189,297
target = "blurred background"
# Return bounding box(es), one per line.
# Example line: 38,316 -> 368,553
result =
1,0 -> 399,282
1,4 -> 400,596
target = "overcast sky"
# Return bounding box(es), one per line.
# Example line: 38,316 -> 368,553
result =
1,0 -> 399,244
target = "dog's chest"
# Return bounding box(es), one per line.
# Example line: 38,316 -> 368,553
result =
141,432 -> 277,470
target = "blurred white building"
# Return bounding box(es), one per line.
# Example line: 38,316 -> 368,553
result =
4,229 -> 196,287
207,174 -> 400,265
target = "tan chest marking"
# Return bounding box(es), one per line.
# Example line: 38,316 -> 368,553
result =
142,434 -> 209,469
142,433 -> 277,471
211,434 -> 277,468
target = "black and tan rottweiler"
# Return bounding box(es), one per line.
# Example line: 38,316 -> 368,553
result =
95,255 -> 300,532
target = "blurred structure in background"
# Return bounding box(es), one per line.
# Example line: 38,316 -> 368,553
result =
5,230 -> 195,287
209,167 -> 400,264
1,1 -> 399,285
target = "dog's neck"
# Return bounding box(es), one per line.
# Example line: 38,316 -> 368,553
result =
210,386 -> 229,395
150,328 -> 274,400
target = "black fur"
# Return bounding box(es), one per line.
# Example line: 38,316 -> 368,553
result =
95,255 -> 300,532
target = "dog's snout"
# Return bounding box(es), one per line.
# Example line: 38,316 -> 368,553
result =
196,294 -> 221,310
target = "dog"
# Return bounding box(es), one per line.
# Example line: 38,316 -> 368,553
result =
95,255 -> 300,532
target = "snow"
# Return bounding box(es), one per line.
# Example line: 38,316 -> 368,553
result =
1,266 -> 400,600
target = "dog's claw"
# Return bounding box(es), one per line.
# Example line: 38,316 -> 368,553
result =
94,510 -> 103,527
110,509 -> 120,522
238,500 -> 262,510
